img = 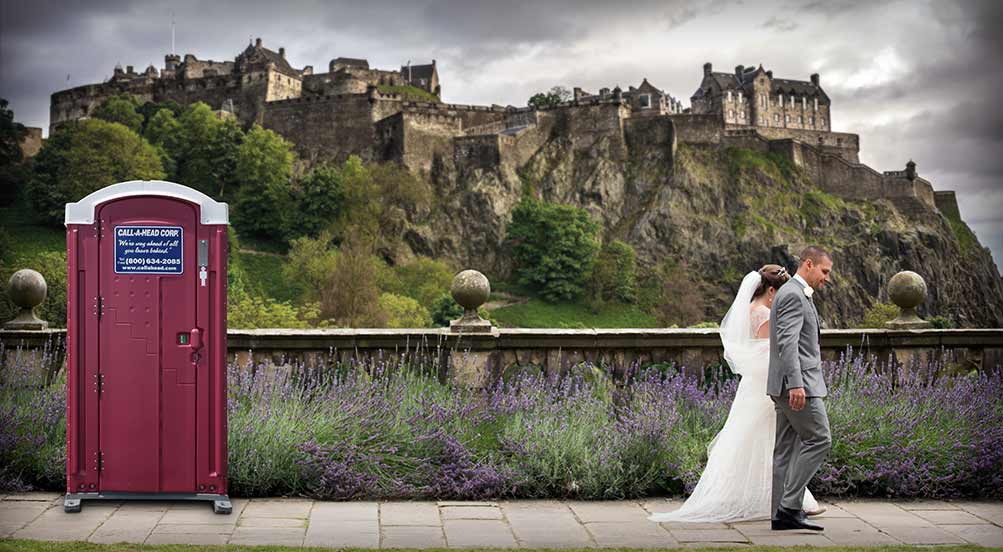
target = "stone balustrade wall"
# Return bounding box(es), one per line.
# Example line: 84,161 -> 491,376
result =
2,328 -> 1000,388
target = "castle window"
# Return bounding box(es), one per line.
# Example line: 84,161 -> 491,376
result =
640,94 -> 651,108
802,97 -> 807,110
738,91 -> 743,102
728,109 -> 734,119
760,95 -> 765,107
814,98 -> 818,111
810,116 -> 815,126
789,95 -> 795,107
774,113 -> 780,123
820,117 -> 826,127
785,114 -> 790,125
726,91 -> 732,102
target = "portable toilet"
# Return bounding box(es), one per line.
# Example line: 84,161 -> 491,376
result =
63,180 -> 231,514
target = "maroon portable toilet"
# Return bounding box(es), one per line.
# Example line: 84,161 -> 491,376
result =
63,180 -> 231,514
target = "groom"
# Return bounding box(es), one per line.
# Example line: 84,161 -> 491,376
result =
767,246 -> 833,531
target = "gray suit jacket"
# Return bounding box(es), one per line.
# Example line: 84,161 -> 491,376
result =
767,277 -> 827,398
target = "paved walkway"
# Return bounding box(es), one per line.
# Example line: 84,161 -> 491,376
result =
1,493 -> 1002,548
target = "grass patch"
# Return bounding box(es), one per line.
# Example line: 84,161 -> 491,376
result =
489,297 -> 658,328
377,84 -> 440,102
942,209 -> 981,255
802,189 -> 846,222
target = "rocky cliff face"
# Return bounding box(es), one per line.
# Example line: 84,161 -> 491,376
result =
394,129 -> 1003,328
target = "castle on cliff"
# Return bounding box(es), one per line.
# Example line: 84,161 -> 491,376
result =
48,39 -> 960,220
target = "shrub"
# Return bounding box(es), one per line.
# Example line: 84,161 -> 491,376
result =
386,257 -> 454,311
378,292 -> 432,328
859,302 -> 899,328
505,197 -> 600,302
28,119 -> 165,225
643,258 -> 708,327
588,240 -> 637,308
431,294 -> 464,327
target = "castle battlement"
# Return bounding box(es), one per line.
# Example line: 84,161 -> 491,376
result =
47,44 -> 956,225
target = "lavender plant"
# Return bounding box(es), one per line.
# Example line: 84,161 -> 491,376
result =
2,339 -> 1001,500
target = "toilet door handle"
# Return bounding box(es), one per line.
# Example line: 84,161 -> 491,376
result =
190,328 -> 203,350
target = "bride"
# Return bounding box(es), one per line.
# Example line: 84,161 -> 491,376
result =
648,265 -> 824,523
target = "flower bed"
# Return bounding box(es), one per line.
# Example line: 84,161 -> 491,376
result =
1,343 -> 1000,499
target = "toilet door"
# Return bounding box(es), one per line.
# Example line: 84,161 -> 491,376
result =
96,197 -> 199,493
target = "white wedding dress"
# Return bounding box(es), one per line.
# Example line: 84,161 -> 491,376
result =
648,271 -> 818,523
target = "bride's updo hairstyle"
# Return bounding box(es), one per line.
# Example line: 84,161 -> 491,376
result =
753,264 -> 790,299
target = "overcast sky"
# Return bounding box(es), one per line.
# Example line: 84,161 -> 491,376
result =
2,0 -> 1000,272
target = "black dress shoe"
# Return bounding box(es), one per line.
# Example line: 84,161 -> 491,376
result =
772,506 -> 824,531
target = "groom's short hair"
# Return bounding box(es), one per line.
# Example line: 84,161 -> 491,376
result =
799,245 -> 831,266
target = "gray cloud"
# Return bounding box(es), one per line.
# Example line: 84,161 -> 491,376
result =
1,0 -> 1000,271
762,17 -> 798,32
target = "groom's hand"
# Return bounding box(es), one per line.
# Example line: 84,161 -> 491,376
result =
788,388 -> 806,411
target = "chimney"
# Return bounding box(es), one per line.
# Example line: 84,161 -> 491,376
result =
703,62 -> 712,76
810,73 -> 820,86
735,65 -> 744,79
905,160 -> 916,181
279,47 -> 285,58
766,70 -> 773,79
255,37 -> 262,48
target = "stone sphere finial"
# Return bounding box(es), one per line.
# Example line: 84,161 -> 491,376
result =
886,270 -> 931,329
449,269 -> 493,334
5,269 -> 49,330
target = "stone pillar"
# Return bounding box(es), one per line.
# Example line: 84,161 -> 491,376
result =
885,270 -> 932,329
4,269 -> 48,330
447,269 -> 496,388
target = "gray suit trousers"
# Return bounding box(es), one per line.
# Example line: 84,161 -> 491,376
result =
770,393 -> 832,515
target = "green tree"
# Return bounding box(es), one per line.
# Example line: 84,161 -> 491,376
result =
0,98 -> 28,206
505,197 -> 600,302
138,99 -> 183,132
92,94 -> 143,134
528,86 -> 571,109
142,108 -> 183,178
28,119 -> 165,225
174,103 -> 244,199
296,164 -> 345,237
588,240 -> 638,307
232,125 -> 295,240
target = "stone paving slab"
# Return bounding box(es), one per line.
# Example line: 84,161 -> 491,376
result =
1,494 -> 1001,548
381,524 -> 447,548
